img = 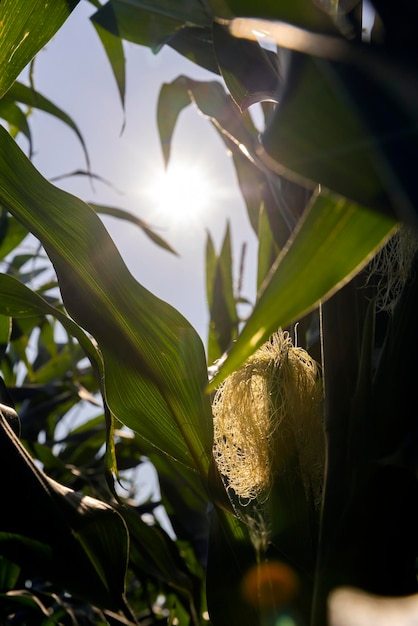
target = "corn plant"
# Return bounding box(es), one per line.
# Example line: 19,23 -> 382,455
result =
1,1 -> 418,625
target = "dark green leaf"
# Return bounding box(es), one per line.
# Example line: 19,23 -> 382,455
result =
209,190 -> 397,389
164,25 -> 220,75
0,0 -> 80,98
206,224 -> 238,364
0,273 -> 102,371
91,11 -> 126,111
214,0 -> 338,34
5,81 -> 90,169
0,100 -> 31,149
212,21 -> 279,110
120,507 -> 199,598
256,201 -> 279,291
157,75 -> 257,167
0,557 -> 20,592
91,0 -> 211,53
0,410 -> 131,614
260,52 -> 394,216
0,127 -> 213,476
226,18 -> 418,225
89,202 -> 178,255
0,216 -> 29,261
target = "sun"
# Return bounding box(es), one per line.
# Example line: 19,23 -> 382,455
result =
145,162 -> 213,225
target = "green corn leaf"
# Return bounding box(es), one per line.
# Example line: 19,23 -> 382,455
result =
0,0 -> 80,99
206,224 -> 238,364
162,24 -> 220,75
212,21 -> 279,110
0,316 -> 11,360
89,202 -> 178,255
120,506 -> 199,598
256,201 -> 280,291
0,127 -> 213,477
0,273 -> 101,369
0,556 -> 20,592
157,74 -> 306,250
0,410 -> 131,615
157,75 -> 273,233
91,0 -> 211,53
157,77 -> 192,167
209,189 -> 397,390
158,75 -> 258,165
91,10 -> 126,112
226,15 -> 418,225
4,82 -> 90,169
0,100 -> 31,149
0,215 -> 28,262
260,52 -> 394,217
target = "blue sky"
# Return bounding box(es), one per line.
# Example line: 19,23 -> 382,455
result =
27,1 -> 258,348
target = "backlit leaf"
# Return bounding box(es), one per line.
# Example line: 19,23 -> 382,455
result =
0,127 -> 213,477
89,202 -> 178,255
4,81 -> 90,169
0,0 -> 80,98
209,190 -> 397,389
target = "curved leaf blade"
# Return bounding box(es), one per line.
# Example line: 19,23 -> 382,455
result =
212,21 -> 280,110
0,273 -> 101,370
0,100 -> 31,149
4,82 -> 90,169
157,74 -> 257,166
91,0 -> 211,53
0,410 -> 131,614
89,202 -> 178,255
206,224 -> 238,364
91,12 -> 126,112
209,189 -> 397,389
0,0 -> 80,98
0,127 -> 213,477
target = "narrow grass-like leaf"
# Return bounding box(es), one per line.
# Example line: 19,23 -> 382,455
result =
91,14 -> 126,112
4,82 -> 90,169
206,224 -> 238,364
0,215 -> 28,261
157,76 -> 257,167
0,128 -> 213,476
0,0 -> 80,98
89,203 -> 178,255
157,75 -> 301,247
257,202 -> 280,291
209,190 -> 397,389
0,273 -> 101,370
0,100 -> 31,150
157,79 -> 192,167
